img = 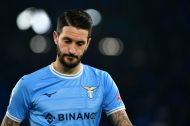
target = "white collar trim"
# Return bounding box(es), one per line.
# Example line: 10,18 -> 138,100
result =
49,63 -> 83,79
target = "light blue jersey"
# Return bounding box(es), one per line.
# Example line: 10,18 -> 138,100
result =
6,64 -> 125,126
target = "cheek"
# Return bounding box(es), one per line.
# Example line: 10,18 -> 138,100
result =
58,42 -> 66,49
57,44 -> 66,53
78,48 -> 86,55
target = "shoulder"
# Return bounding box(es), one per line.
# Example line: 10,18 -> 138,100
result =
82,64 -> 109,77
18,65 -> 51,88
22,65 -> 50,80
82,64 -> 113,84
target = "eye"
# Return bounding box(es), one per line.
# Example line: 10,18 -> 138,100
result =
77,41 -> 85,46
62,37 -> 72,43
64,39 -> 71,43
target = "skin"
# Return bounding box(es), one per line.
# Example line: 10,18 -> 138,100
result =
1,26 -> 133,126
53,26 -> 90,74
1,116 -> 20,126
109,110 -> 133,126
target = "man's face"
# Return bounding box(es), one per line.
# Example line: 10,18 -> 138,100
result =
53,26 -> 90,68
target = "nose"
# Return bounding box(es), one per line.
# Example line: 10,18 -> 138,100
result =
68,44 -> 76,54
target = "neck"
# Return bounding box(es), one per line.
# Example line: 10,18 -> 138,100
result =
53,60 -> 81,75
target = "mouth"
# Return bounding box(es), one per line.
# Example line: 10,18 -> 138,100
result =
64,54 -> 78,58
66,55 -> 77,59
64,55 -> 77,62
66,56 -> 75,60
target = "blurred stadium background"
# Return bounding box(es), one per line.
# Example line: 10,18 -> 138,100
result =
0,0 -> 189,126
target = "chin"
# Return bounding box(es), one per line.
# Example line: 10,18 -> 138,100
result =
64,63 -> 79,68
61,60 -> 81,68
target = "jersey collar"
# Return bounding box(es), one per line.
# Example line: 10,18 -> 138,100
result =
49,63 -> 83,79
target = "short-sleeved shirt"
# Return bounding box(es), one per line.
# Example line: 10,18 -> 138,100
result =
6,64 -> 125,126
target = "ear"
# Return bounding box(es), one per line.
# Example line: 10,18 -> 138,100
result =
85,38 -> 91,50
53,31 -> 59,45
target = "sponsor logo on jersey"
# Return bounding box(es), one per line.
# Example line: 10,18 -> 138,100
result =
83,86 -> 97,99
45,113 -> 55,124
45,112 -> 97,124
58,112 -> 97,121
43,91 -> 57,97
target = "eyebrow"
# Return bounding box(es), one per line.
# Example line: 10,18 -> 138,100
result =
63,37 -> 72,40
63,36 -> 86,43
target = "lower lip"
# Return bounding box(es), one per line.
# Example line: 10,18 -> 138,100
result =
65,56 -> 75,61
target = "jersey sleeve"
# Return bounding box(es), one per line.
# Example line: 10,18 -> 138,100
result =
6,77 -> 30,122
102,72 -> 125,116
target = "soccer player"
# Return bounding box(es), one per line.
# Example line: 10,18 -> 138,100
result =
1,9 -> 133,126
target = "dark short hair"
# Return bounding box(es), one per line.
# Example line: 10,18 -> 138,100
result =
56,9 -> 93,37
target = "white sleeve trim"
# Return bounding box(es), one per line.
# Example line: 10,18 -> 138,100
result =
106,106 -> 126,116
6,111 -> 22,123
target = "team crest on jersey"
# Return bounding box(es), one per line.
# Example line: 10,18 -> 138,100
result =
83,86 -> 97,99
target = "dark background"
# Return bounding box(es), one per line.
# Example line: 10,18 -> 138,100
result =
0,0 -> 189,126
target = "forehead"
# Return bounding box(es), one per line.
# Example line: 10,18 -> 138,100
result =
60,26 -> 89,40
